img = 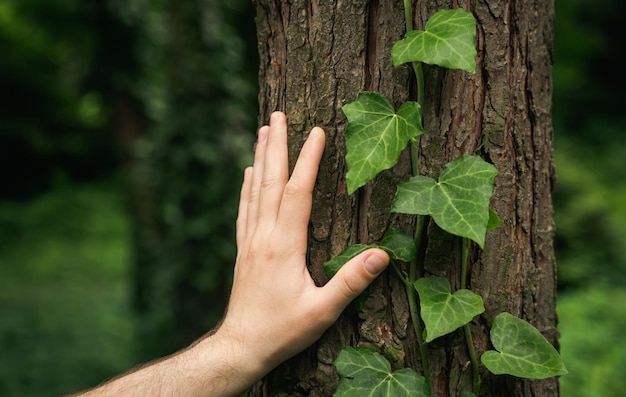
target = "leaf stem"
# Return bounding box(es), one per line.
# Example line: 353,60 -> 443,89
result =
461,237 -> 481,394
415,62 -> 425,106
390,260 -> 411,286
461,237 -> 469,289
410,140 -> 420,176
407,279 -> 430,380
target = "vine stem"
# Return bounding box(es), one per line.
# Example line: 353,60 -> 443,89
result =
403,0 -> 412,31
403,3 -> 481,394
404,0 -> 431,385
462,238 -> 481,394
403,0 -> 425,106
408,215 -> 430,381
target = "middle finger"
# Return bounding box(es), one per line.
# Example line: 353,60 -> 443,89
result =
257,112 -> 289,229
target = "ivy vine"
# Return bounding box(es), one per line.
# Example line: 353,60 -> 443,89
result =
323,6 -> 567,397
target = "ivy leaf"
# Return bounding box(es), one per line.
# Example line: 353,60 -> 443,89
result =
342,92 -> 424,194
481,312 -> 568,379
391,155 -> 498,248
392,8 -> 477,73
380,229 -> 417,262
323,244 -> 375,315
414,276 -> 484,342
487,209 -> 502,231
323,244 -> 373,278
334,346 -> 430,397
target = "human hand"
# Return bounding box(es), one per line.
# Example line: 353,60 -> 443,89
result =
69,111 -> 390,397
215,111 -> 390,377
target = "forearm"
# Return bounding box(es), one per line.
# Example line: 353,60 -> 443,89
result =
72,330 -> 265,397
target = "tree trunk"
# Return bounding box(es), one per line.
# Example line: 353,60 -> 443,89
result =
253,0 -> 558,396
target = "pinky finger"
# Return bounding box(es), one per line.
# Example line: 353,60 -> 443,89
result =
236,167 -> 253,248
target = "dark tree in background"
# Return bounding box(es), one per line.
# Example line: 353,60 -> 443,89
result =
0,0 -> 134,200
129,0 -> 259,360
253,1 -> 558,396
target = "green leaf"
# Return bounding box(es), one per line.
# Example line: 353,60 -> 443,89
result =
414,276 -> 484,342
323,244 -> 375,315
334,346 -> 430,397
342,92 -> 424,194
481,312 -> 568,379
391,155 -> 498,248
323,244 -> 373,278
392,8 -> 477,73
486,209 -> 502,231
380,229 -> 417,262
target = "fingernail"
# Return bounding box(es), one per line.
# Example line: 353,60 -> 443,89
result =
258,127 -> 268,143
244,166 -> 253,181
308,127 -> 324,140
364,253 -> 388,275
270,111 -> 283,126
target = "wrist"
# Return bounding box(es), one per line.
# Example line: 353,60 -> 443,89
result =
186,325 -> 270,395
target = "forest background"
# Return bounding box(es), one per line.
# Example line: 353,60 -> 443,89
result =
0,0 -> 623,396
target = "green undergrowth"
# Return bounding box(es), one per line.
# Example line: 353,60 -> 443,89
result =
0,181 -> 135,397
558,287 -> 626,397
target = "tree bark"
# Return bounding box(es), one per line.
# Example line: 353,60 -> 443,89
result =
253,0 -> 558,396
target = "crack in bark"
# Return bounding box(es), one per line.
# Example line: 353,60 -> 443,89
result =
356,0 -> 380,244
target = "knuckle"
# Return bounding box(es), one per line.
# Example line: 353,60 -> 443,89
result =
282,181 -> 303,198
248,236 -> 280,259
261,173 -> 286,190
248,187 -> 260,203
260,177 -> 275,190
340,271 -> 364,300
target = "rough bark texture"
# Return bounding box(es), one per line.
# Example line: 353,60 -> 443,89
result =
253,0 -> 557,396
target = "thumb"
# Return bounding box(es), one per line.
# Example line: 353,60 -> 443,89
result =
321,248 -> 390,310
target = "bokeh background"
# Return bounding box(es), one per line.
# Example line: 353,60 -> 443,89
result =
0,1 -> 623,396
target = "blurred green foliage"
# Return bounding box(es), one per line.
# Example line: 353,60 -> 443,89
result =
1,0 -> 257,394
0,182 -> 134,396
558,287 -> 626,397
553,0 -> 626,395
553,0 -> 626,290
126,0 -> 258,360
